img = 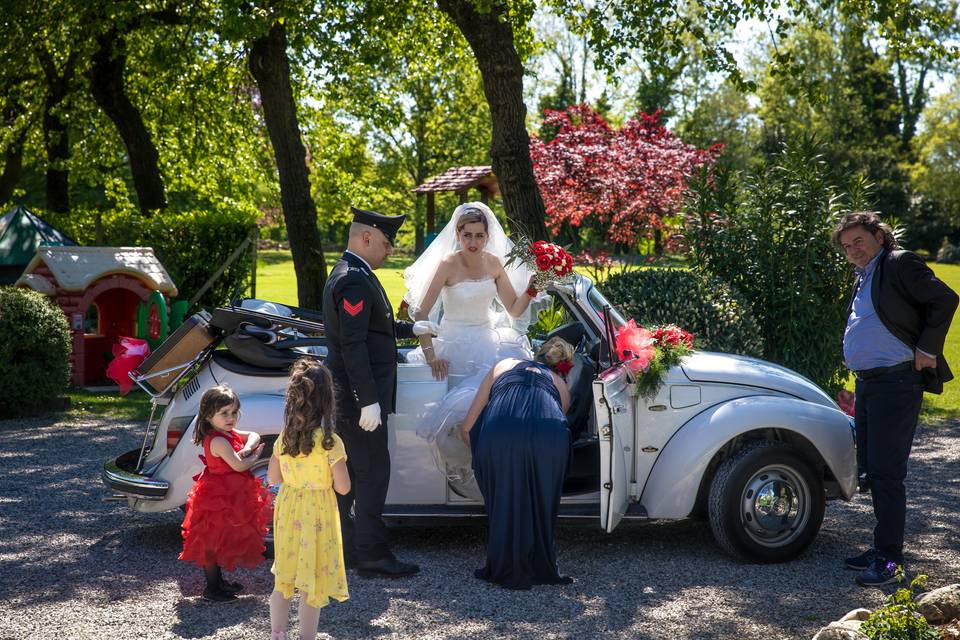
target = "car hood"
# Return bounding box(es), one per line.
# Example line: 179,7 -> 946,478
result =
680,351 -> 837,409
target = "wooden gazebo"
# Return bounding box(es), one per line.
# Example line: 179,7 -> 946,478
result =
413,166 -> 499,236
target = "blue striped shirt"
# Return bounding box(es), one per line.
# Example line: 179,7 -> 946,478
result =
843,251 -> 914,371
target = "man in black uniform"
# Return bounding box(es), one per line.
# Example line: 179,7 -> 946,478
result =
323,207 -> 437,578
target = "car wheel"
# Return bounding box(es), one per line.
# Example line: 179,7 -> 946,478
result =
251,461 -> 275,559
708,440 -> 825,563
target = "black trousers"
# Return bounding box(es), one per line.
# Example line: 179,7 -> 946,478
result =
854,367 -> 924,564
335,407 -> 392,563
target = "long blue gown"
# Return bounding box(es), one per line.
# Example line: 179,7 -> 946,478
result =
470,361 -> 572,590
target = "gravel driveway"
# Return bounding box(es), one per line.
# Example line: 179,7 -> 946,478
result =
1,411 -> 958,640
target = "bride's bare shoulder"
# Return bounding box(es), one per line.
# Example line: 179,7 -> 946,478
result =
481,251 -> 504,273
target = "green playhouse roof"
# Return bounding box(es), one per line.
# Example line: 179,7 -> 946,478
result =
0,205 -> 77,266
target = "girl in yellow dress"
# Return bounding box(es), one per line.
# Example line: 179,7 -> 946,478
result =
268,358 -> 351,640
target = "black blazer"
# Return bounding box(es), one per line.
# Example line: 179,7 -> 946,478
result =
322,252 -> 414,414
851,249 -> 959,393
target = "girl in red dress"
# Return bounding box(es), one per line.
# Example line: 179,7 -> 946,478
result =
179,385 -> 272,602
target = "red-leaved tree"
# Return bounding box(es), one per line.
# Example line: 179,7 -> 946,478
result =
530,104 -> 722,247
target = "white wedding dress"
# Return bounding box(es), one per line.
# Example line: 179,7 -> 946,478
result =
406,277 -> 533,496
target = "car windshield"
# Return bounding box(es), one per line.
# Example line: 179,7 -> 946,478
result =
586,285 -> 626,328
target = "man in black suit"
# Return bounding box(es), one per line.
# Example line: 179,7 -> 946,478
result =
834,210 -> 958,587
323,206 -> 437,578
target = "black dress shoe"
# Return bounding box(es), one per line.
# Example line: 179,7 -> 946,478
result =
219,580 -> 243,594
356,557 -> 420,578
201,588 -> 238,603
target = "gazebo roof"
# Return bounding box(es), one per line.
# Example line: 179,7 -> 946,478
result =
413,166 -> 499,196
16,246 -> 178,296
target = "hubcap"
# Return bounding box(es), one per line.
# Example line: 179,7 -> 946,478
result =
739,464 -> 810,548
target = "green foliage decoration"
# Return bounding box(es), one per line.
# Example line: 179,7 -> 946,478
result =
684,138 -> 865,394
529,300 -> 568,338
0,287 -> 71,417
861,572 -> 941,640
601,268 -> 764,358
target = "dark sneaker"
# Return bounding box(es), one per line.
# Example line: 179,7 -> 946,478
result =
856,558 -> 902,587
844,548 -> 876,571
201,588 -> 238,602
219,580 -> 243,594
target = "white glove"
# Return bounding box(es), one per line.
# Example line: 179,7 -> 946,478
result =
412,321 -> 440,337
359,402 -> 382,431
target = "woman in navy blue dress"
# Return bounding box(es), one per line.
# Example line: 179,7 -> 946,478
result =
460,337 -> 574,590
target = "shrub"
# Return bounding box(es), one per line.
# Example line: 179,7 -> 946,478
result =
0,287 -> 71,417
601,268 -> 764,357
103,209 -> 258,309
936,242 -> 960,264
861,572 -> 940,640
684,138 -> 864,393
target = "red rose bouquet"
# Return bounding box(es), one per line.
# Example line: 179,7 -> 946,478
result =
506,238 -> 575,291
615,321 -> 695,396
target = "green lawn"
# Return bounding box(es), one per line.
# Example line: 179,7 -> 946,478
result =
921,263 -> 960,422
253,250 -> 414,309
253,250 -> 960,421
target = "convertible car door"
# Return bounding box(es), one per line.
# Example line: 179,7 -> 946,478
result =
594,365 -> 637,532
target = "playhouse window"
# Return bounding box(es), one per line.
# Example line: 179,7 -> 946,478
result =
84,304 -> 100,335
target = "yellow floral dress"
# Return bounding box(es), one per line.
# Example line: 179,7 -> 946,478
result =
271,431 -> 349,608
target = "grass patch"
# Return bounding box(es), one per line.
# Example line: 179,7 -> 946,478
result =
253,250 -> 415,309
920,263 -> 960,422
67,389 -> 154,422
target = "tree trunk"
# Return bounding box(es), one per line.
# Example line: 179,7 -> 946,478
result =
0,103 -> 26,202
36,47 -> 74,214
436,0 -> 548,240
249,21 -> 327,309
894,53 -> 927,156
42,96 -> 69,213
90,28 -> 167,215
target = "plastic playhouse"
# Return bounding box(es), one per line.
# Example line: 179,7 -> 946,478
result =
15,246 -> 184,386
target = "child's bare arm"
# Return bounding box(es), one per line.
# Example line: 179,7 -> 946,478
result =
235,430 -> 261,458
331,459 -> 350,495
267,454 -> 283,485
209,436 -> 263,472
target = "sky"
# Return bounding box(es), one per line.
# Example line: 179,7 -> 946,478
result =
522,10 -> 957,131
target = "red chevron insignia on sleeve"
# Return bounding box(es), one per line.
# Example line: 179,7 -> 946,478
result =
343,298 -> 364,316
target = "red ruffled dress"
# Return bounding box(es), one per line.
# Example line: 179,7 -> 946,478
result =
179,430 -> 272,570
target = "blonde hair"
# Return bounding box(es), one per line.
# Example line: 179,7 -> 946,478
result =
456,210 -> 488,232
282,358 -> 336,456
535,336 -> 574,368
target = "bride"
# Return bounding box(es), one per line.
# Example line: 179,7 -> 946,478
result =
404,201 -> 538,383
403,202 -> 540,484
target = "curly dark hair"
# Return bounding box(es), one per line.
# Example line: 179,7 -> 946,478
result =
831,211 -> 898,252
193,385 -> 240,445
282,357 -> 336,456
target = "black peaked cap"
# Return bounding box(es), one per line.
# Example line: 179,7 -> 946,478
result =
351,206 -> 406,243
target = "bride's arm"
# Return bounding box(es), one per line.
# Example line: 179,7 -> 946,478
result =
414,260 -> 450,379
493,259 -> 535,318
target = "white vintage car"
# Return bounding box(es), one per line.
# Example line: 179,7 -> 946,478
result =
103,275 -> 856,562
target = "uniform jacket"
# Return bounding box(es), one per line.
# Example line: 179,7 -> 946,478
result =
849,249 -> 959,394
322,252 -> 414,413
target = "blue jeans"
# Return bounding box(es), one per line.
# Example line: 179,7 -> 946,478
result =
854,367 -> 924,564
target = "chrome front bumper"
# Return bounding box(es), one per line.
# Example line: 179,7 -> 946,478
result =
102,449 -> 169,500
